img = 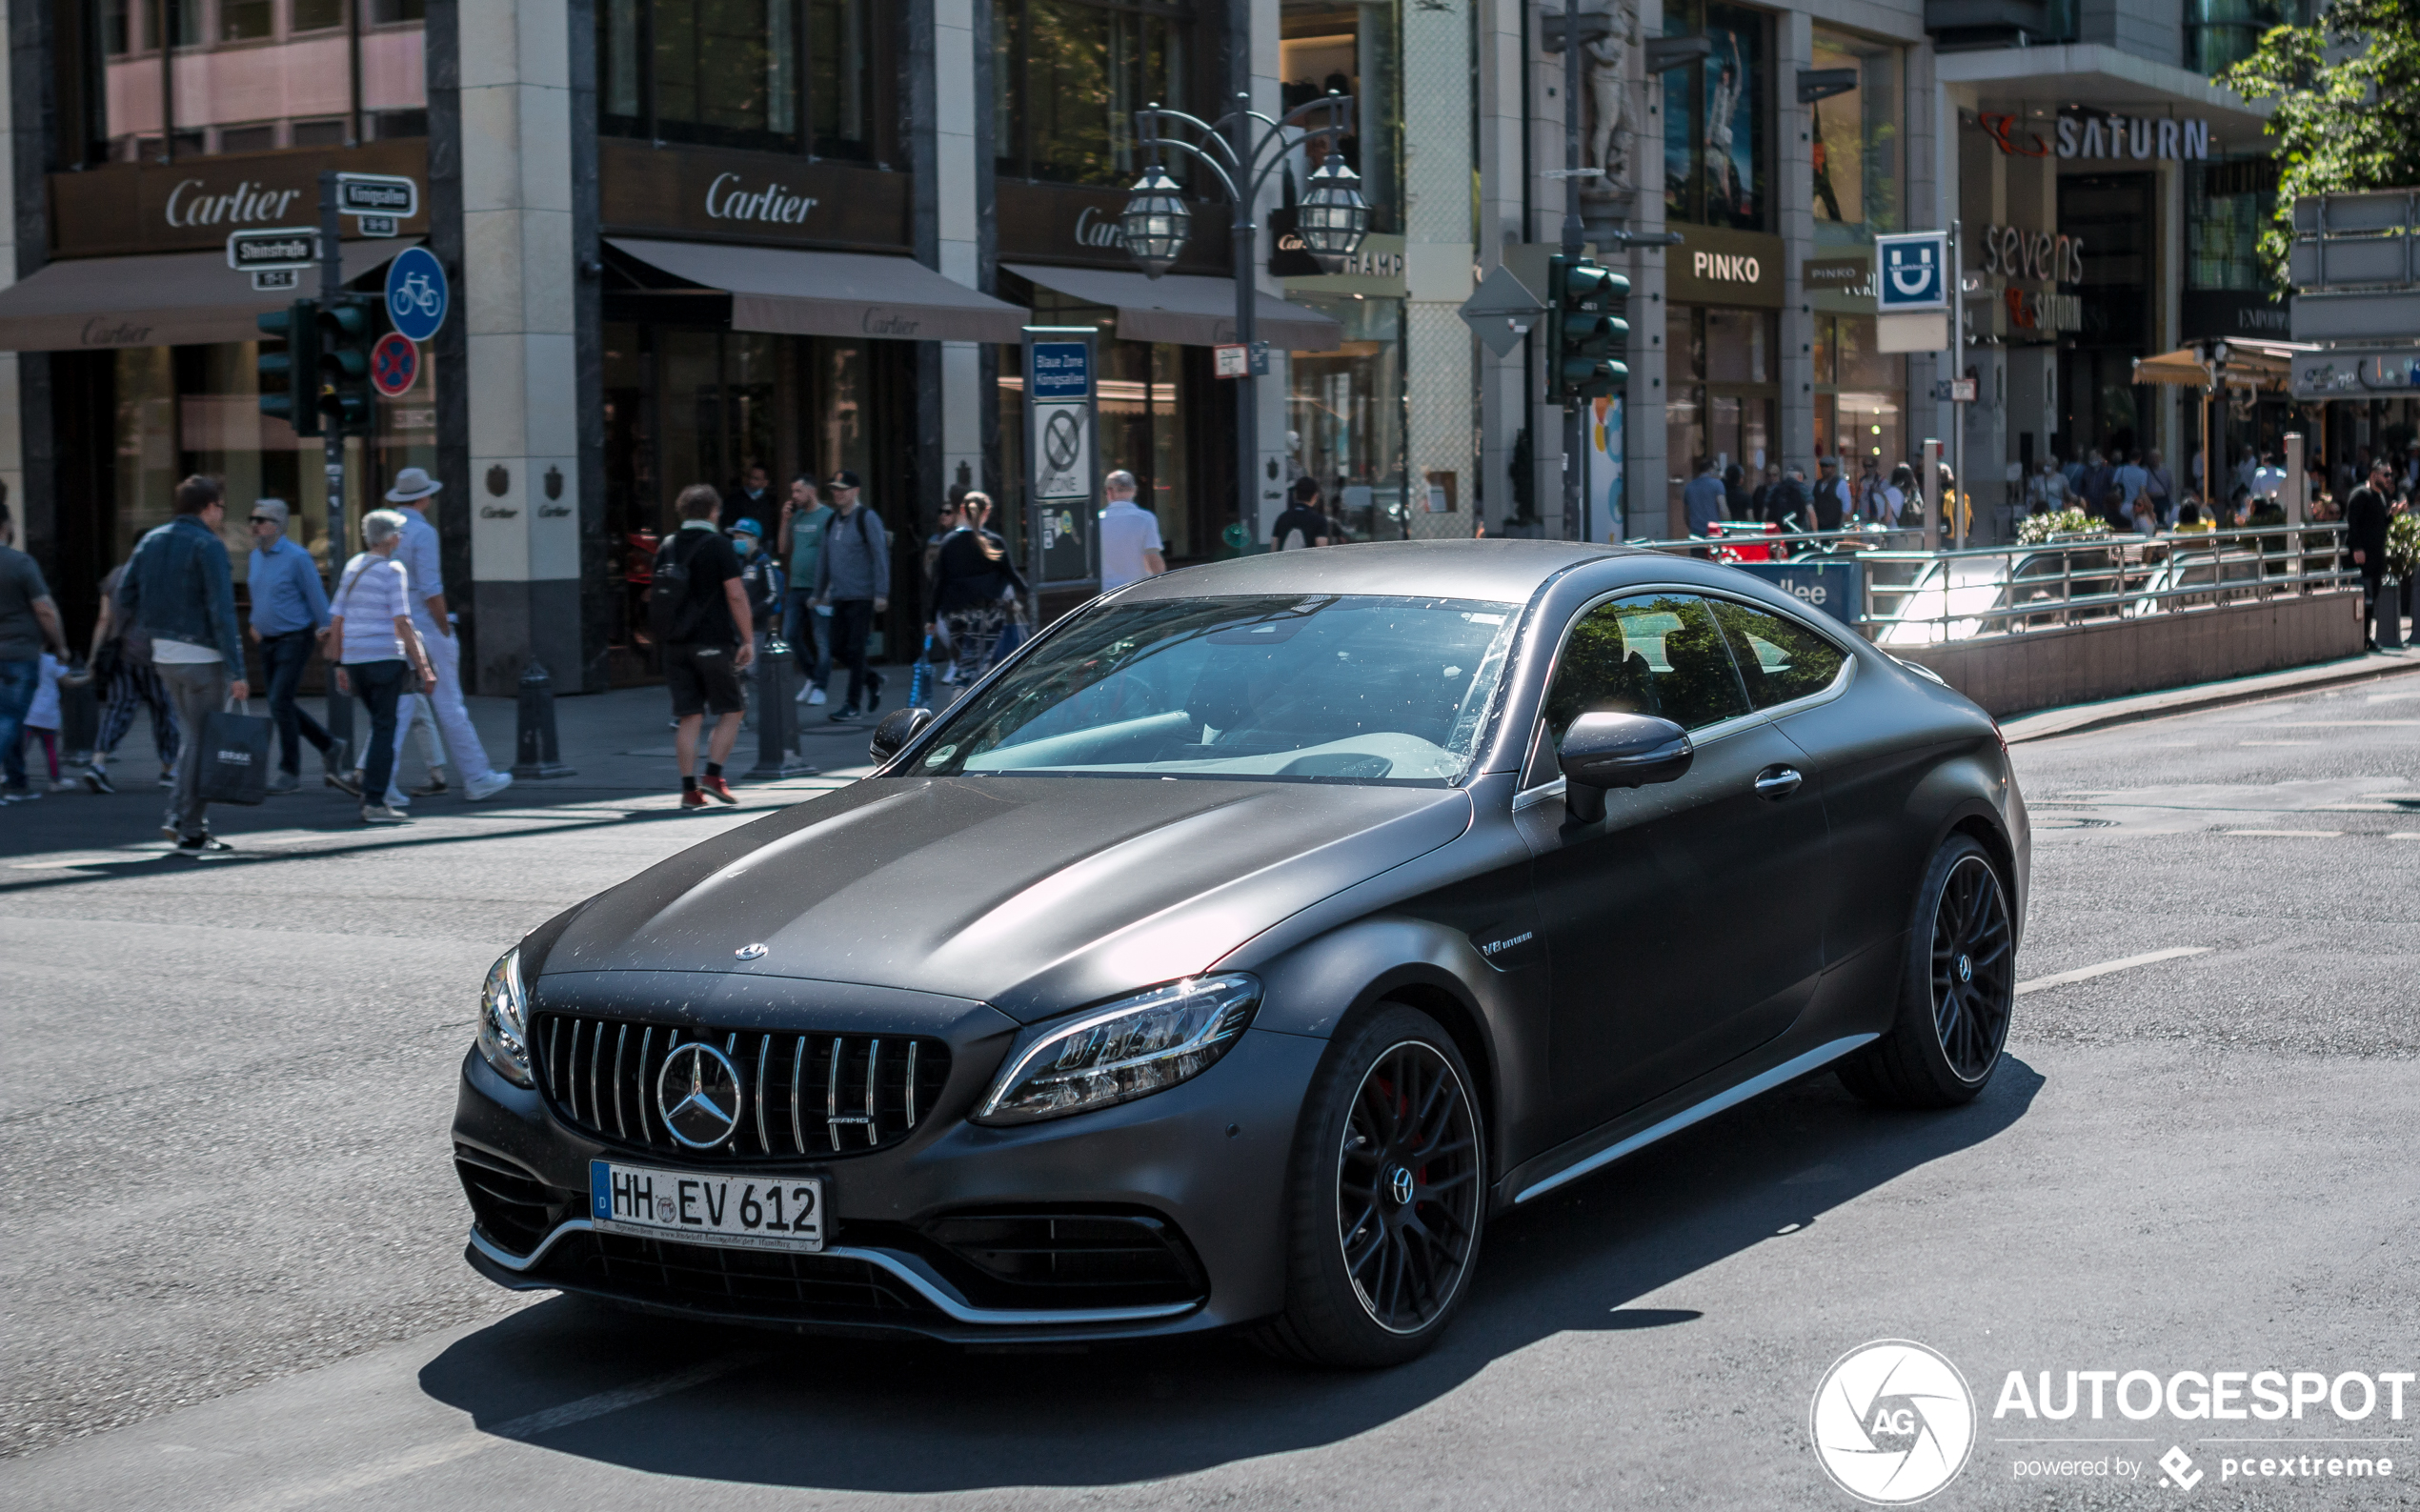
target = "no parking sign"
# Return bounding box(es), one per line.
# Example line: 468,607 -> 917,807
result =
371,332 -> 420,397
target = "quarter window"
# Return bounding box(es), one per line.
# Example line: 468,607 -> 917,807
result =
1704,599 -> 1846,709
1541,594 -> 1752,751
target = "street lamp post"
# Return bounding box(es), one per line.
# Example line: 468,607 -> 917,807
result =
1120,93 -> 1370,543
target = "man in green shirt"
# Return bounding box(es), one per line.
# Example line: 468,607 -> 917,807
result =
776,474 -> 835,704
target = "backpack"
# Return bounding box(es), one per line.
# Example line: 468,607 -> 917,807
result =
649,529 -> 719,645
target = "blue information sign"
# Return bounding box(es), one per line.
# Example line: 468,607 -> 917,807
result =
1030,341 -> 1090,400
1874,232 -> 1950,312
1728,559 -> 1862,626
384,246 -> 449,342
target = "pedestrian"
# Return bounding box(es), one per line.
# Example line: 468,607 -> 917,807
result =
243,498 -> 353,796
1750,463 -> 1782,524
926,491 -> 1028,685
1099,469 -> 1169,588
2027,456 -> 2067,514
653,483 -> 756,804
112,476 -> 252,852
924,494 -> 962,585
19,650 -> 71,793
1723,462 -> 1753,526
1684,456 -> 1725,536
328,509 -> 436,826
2078,449 -> 2112,524
0,491 -> 71,804
776,474 -> 835,706
2346,459 -> 2392,650
727,514 -> 782,709
723,460 -> 775,539
810,469 -> 887,722
1883,463 -> 1915,529
1270,475 -> 1332,551
81,557 -> 179,795
2145,450 -> 2174,525
2111,450 -> 2150,521
1767,465 -> 1810,531
383,468 -> 513,802
1809,455 -> 1851,534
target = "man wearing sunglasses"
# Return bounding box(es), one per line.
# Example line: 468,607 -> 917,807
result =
246,499 -> 353,796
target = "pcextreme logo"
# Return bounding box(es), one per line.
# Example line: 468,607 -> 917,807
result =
1811,1341 -> 1977,1504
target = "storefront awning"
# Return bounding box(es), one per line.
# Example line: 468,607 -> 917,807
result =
0,242 -> 418,353
1004,264 -> 1342,352
608,238 -> 1029,344
2133,343 -> 2295,391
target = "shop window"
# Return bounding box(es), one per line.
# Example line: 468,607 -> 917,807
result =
1810,312 -> 1905,472
600,0 -> 876,160
1808,29 -> 1900,252
1661,0 -> 1766,231
2187,155 -> 2277,293
994,0 -> 1193,188
1286,292 -> 1406,542
1279,0 -> 1401,234
1664,305 -> 1776,527
56,0 -> 427,164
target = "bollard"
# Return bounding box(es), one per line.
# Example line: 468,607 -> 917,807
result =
2378,579 -> 2408,650
511,660 -> 576,779
747,635 -> 817,779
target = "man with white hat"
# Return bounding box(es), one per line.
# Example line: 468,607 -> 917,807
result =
382,467 -> 513,801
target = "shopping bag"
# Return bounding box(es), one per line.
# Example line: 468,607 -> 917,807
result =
195,700 -> 272,806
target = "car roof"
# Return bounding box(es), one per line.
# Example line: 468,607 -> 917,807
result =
1113,538 -> 1654,606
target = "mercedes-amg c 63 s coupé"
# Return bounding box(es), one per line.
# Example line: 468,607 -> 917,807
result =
453,539 -> 2027,1366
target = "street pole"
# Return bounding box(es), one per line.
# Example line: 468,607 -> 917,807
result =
1232,97 -> 1260,549
1560,3 -> 1584,542
318,171 -> 354,751
1949,218 -> 1966,551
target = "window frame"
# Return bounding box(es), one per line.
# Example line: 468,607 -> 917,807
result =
597,0 -> 885,162
991,0 -> 1202,188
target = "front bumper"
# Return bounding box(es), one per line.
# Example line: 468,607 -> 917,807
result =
451,1021 -> 1325,1343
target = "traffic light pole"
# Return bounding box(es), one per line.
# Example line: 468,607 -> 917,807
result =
1560,2 -> 1585,541
317,171 -> 353,751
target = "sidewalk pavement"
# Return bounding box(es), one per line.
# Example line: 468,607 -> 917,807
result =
1996,644 -> 2420,743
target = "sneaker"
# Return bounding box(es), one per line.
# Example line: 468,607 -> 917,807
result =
806,685 -> 828,706
680,788 -> 709,810
1,787 -> 31,804
360,802 -> 411,825
82,763 -> 115,795
48,778 -> 80,794
700,775 -> 737,805
324,767 -> 363,798
157,769 -> 175,789
464,771 -> 514,802
173,834 -> 234,857
867,672 -> 886,713
383,787 -> 411,809
410,772 -> 451,797
266,772 -> 301,796
828,705 -> 860,723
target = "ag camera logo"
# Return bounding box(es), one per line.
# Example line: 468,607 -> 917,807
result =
1812,1340 -> 1977,1503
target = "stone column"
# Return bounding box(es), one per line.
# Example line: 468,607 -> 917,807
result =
448,0 -> 583,693
1404,0 -> 1477,541
928,0 -> 986,503
1776,10 -> 1813,476
1628,0 -> 1670,538
1477,0 -> 1526,533
1907,43 -> 1946,495
2,0 -> 40,557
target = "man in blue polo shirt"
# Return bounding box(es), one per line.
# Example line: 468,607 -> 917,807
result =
246,499 -> 352,796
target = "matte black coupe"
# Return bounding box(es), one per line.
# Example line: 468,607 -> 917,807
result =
454,540 -> 2027,1366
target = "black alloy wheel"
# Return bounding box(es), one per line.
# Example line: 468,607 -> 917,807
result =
1839,834 -> 2016,1108
1260,1005 -> 1487,1367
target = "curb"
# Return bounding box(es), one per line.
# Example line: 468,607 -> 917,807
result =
1999,650 -> 2420,743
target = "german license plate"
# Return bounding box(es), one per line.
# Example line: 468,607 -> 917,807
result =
590,1160 -> 825,1253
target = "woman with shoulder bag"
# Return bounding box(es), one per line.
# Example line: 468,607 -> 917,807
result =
326,510 -> 437,826
925,492 -> 1029,685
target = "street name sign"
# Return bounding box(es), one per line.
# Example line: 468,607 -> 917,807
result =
335,172 -> 419,221
227,227 -> 320,273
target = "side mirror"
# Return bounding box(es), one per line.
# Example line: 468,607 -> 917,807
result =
1557,712 -> 1692,823
869,706 -> 935,764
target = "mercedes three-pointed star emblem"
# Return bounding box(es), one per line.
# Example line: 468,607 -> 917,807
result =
656,1041 -> 743,1148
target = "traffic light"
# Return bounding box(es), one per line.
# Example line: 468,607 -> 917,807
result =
1543,254 -> 1629,404
314,294 -> 378,435
256,299 -> 323,438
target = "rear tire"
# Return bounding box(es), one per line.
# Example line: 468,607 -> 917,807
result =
1838,834 -> 2015,1108
1255,1005 -> 1486,1368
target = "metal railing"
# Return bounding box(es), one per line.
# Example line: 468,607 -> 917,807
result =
1623,522 -> 2358,644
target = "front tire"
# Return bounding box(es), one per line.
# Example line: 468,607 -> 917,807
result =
1838,834 -> 2015,1108
1257,1005 -> 1486,1368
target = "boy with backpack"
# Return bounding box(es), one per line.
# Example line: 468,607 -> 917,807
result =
652,484 -> 756,808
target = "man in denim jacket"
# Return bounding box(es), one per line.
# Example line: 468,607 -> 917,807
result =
115,476 -> 250,855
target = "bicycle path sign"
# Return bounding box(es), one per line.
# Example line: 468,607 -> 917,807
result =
385,246 -> 448,342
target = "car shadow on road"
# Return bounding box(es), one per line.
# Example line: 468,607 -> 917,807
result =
414,1055 -> 2043,1492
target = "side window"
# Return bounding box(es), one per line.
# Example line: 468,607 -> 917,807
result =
1705,598 -> 1848,709
1540,594 -> 1752,753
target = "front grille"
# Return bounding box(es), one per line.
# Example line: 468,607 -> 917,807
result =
922,1210 -> 1207,1306
547,1231 -> 935,1321
535,1013 -> 951,1159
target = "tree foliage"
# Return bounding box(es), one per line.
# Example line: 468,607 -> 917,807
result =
2218,0 -> 2420,290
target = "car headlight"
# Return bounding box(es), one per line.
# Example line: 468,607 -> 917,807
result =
974,974 -> 1261,1126
477,946 -> 534,1087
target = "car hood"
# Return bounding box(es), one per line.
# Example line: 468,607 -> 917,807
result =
538,776 -> 1474,1021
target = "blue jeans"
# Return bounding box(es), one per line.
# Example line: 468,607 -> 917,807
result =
260,629 -> 333,775
347,660 -> 408,804
0,657 -> 35,792
781,590 -> 831,689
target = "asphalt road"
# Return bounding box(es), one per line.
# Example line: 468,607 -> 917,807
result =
2,669 -> 2413,1510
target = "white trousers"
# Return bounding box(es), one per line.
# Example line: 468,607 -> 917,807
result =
390,628 -> 494,781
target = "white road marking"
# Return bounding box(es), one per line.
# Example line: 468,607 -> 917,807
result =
232,1354 -> 760,1511
2217,829 -> 2343,837
2239,740 -> 2317,746
2268,719 -> 2419,726
2367,691 -> 2420,702
2391,833 -> 2420,841
2015,946 -> 2211,997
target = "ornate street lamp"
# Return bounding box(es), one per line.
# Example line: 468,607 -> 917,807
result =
1118,92 -> 1369,534
1118,166 -> 1192,280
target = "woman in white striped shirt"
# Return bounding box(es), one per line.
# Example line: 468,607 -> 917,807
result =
327,510 -> 436,825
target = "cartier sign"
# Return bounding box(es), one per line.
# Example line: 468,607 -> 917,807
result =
602,140 -> 909,252
704,171 -> 820,226
998,179 -> 1229,272
48,139 -> 429,259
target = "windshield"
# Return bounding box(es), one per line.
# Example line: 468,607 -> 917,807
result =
904,594 -> 1523,785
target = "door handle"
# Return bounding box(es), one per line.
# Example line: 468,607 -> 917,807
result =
1754,765 -> 1803,801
